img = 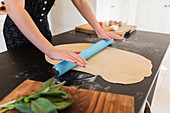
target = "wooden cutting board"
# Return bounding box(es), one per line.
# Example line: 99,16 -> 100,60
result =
75,24 -> 136,36
0,80 -> 134,113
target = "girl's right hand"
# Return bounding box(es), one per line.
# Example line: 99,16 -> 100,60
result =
47,48 -> 87,68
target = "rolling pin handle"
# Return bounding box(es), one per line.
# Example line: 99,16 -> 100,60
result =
124,30 -> 131,39
52,67 -> 60,76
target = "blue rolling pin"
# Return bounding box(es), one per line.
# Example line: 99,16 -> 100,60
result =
53,39 -> 114,76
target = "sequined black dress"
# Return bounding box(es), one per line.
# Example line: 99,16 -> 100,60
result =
3,0 -> 55,50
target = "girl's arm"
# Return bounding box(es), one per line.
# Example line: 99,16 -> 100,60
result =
71,0 -> 125,40
4,0 -> 87,67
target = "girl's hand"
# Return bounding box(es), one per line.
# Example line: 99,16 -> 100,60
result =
48,49 -> 87,67
96,30 -> 125,40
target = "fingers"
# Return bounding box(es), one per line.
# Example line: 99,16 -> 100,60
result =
113,33 -> 125,40
99,35 -> 111,40
81,56 -> 88,64
69,51 -> 87,67
115,35 -> 125,40
98,32 -> 125,40
107,32 -> 125,40
74,51 -> 81,54
104,37 -> 111,40
50,49 -> 87,67
73,51 -> 88,64
63,55 -> 86,67
61,50 -> 87,67
64,57 -> 76,63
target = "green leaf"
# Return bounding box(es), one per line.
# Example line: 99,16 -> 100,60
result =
40,91 -> 70,99
15,102 -> 34,113
47,97 -> 65,102
8,105 -> 15,110
29,93 -> 40,99
0,79 -> 71,113
24,97 -> 30,103
7,105 -> 15,110
3,104 -> 14,109
37,78 -> 56,93
53,99 -> 75,111
48,81 -> 66,92
31,98 -> 58,113
16,96 -> 27,102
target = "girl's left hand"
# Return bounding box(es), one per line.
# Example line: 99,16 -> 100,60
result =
96,30 -> 125,40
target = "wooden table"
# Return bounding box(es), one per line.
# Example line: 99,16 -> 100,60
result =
0,80 -> 134,113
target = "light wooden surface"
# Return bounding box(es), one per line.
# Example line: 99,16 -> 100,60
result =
75,24 -> 136,36
0,80 -> 135,113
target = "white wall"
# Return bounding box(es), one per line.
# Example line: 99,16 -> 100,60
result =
96,0 -> 121,22
121,0 -> 170,34
0,15 -> 7,53
120,0 -> 138,25
96,0 -> 138,25
48,0 -> 96,36
135,0 -> 170,34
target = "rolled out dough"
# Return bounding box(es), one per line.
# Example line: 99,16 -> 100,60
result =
45,43 -> 152,84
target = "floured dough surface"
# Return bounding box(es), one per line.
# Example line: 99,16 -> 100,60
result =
45,43 -> 152,84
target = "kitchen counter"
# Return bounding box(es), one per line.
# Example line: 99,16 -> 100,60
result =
0,30 -> 170,113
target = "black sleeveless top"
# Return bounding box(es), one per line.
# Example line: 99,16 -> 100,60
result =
3,0 -> 55,50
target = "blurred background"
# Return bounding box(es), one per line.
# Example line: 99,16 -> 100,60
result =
48,0 -> 170,35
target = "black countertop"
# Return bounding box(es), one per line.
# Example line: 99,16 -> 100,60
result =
0,30 -> 170,113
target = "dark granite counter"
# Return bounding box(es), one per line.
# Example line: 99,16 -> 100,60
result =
0,30 -> 170,113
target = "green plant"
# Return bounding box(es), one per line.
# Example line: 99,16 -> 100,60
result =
0,78 -> 75,113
